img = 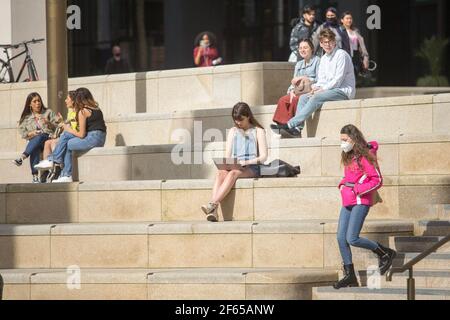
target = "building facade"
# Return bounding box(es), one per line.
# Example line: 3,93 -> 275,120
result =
1,0 -> 449,86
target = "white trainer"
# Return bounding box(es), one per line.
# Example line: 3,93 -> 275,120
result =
34,159 -> 54,170
52,176 -> 73,183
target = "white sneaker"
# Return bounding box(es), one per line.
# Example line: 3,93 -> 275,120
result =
52,176 -> 73,183
34,159 -> 54,170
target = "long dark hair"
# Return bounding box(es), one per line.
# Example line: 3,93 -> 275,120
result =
194,31 -> 217,47
341,11 -> 355,30
67,90 -> 77,106
74,87 -> 99,123
340,124 -> 377,169
19,92 -> 47,124
232,102 -> 264,129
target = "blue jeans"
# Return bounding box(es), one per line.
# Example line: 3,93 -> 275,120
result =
287,88 -> 349,129
23,133 -> 50,175
50,130 -> 106,177
337,205 -> 379,265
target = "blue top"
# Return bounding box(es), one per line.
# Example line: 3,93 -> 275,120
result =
231,127 -> 258,161
287,55 -> 320,93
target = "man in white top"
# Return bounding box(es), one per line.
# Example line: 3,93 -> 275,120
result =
272,28 -> 355,137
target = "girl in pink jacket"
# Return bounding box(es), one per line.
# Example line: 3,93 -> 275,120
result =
334,124 -> 396,289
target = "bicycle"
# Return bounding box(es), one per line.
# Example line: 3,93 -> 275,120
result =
0,38 -> 44,83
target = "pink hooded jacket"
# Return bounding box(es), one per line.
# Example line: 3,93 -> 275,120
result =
338,141 -> 382,207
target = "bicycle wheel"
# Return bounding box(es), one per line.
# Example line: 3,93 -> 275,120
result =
0,58 -> 14,83
27,58 -> 39,81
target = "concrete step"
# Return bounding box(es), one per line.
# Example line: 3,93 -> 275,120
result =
0,220 -> 412,269
356,269 -> 450,289
354,252 -> 450,272
0,267 -> 337,300
389,235 -> 450,253
1,175 -> 449,224
0,62 -> 294,129
313,286 -> 450,300
2,93 -> 449,153
417,219 -> 450,236
4,134 -> 450,183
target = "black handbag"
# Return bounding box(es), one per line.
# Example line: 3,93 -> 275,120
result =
259,159 -> 301,178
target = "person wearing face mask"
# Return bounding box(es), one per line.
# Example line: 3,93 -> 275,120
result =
312,7 -> 351,56
105,45 -> 131,75
193,32 -> 221,67
288,5 -> 319,62
333,124 -> 397,289
272,39 -> 320,128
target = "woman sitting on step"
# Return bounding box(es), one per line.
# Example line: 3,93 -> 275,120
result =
13,92 -> 59,183
334,124 -> 397,289
201,102 -> 268,222
33,87 -> 107,183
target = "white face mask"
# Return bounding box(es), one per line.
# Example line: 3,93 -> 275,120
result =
340,141 -> 354,153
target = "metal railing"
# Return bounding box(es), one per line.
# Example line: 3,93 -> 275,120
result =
386,233 -> 450,300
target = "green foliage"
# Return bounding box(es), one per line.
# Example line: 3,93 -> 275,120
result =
416,36 -> 449,86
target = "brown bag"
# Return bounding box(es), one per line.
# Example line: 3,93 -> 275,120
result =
293,78 -> 312,96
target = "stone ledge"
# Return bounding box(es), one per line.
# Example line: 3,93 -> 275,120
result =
30,269 -> 150,284
161,178 -> 254,190
0,224 -> 53,236
148,222 -> 254,235
361,95 -> 433,108
50,223 -> 150,236
78,180 -> 162,191
434,93 -> 450,103
6,183 -> 79,193
244,269 -> 337,284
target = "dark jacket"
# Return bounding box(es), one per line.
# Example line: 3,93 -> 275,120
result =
289,18 -> 320,59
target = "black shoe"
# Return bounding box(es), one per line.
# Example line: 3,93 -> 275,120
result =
280,126 -> 302,138
372,242 -> 397,275
333,264 -> 359,289
270,123 -> 289,134
12,158 -> 23,166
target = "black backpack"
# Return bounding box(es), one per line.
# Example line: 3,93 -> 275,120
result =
259,159 -> 301,178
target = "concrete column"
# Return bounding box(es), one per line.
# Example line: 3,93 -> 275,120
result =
46,0 -> 68,115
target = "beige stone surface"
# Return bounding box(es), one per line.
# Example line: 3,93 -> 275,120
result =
6,192 -> 78,224
361,105 -> 433,137
304,109 -> 360,138
433,103 -> 450,134
31,284 -> 147,300
400,142 -> 450,175
148,284 -> 246,300
78,190 -> 161,222
162,188 -> 253,221
132,153 -> 191,180
0,236 -> 50,268
241,70 -> 263,106
254,187 -> 341,220
277,146 -> 322,176
78,154 -> 132,182
51,235 -> 148,268
253,234 -> 324,268
398,185 -> 450,219
246,284 -> 313,300
148,234 -> 252,268
2,284 -> 30,300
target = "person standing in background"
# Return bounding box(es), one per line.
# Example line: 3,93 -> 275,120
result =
341,11 -> 370,76
193,32 -> 222,67
288,5 -> 319,62
105,45 -> 131,74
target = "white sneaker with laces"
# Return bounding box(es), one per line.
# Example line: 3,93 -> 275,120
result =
52,176 -> 73,183
34,159 -> 54,170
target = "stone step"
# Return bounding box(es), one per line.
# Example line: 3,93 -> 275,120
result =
353,252 -> 450,272
2,93 -> 449,153
389,235 -> 450,253
417,219 -> 450,236
356,269 -> 450,289
1,175 -> 448,224
0,267 -> 337,300
0,220 -> 412,269
0,62 -> 294,129
4,134 -> 450,184
313,286 -> 450,300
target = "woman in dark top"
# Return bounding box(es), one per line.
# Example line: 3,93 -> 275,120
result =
36,87 -> 107,183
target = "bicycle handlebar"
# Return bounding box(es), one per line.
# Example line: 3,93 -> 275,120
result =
0,38 -> 45,50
